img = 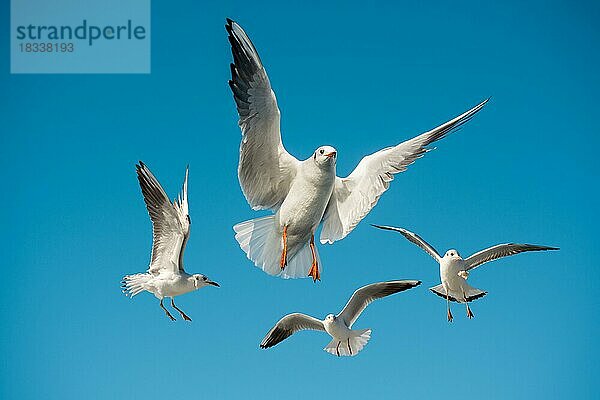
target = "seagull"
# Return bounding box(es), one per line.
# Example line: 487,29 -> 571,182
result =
371,225 -> 558,321
121,162 -> 219,321
260,280 -> 420,356
226,18 -> 489,282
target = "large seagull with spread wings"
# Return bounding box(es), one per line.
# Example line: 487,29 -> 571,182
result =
121,162 -> 219,322
226,18 -> 489,281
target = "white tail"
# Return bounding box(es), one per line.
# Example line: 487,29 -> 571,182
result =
430,284 -> 487,303
233,216 -> 321,279
121,273 -> 152,298
324,329 -> 371,357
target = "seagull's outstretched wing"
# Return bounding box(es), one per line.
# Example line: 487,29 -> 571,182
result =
226,19 -> 300,211
464,243 -> 558,271
260,313 -> 325,349
371,225 -> 442,263
136,162 -> 190,275
338,280 -> 421,328
174,166 -> 190,271
320,99 -> 489,244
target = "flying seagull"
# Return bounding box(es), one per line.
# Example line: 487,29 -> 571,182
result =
226,18 -> 489,282
260,280 -> 421,356
121,162 -> 219,321
372,225 -> 558,321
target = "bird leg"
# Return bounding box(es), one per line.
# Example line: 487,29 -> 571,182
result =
463,290 -> 474,319
308,235 -> 320,282
280,226 -> 288,269
348,338 -> 352,356
446,288 -> 453,323
466,303 -> 475,319
336,341 -> 341,357
160,299 -> 176,321
171,298 -> 192,321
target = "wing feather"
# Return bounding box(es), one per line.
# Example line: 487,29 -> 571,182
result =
174,166 -> 190,272
338,280 -> 421,327
464,243 -> 558,271
371,225 -> 441,262
320,99 -> 489,244
226,19 -> 299,211
136,162 -> 190,274
260,313 -> 325,349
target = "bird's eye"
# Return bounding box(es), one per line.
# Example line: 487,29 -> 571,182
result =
203,277 -> 207,281
319,149 -> 324,154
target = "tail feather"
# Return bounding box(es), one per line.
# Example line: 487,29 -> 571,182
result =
234,217 -> 322,279
121,273 -> 151,298
234,216 -> 280,276
430,284 -> 487,303
324,329 -> 371,357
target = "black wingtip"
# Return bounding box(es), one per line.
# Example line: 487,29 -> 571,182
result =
225,18 -> 235,33
371,224 -> 400,232
474,97 -> 491,112
524,244 -> 560,251
401,280 -> 421,289
480,96 -> 491,104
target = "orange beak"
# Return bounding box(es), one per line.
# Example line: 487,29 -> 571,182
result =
325,152 -> 336,158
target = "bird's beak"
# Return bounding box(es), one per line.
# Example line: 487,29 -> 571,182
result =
208,281 -> 220,287
325,151 -> 336,158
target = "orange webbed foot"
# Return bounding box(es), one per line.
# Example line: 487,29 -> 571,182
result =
308,262 -> 320,282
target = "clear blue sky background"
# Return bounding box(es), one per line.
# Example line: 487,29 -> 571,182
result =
1,1 -> 598,399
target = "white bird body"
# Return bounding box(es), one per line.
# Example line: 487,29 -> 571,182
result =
227,18 -> 489,281
372,225 -> 558,321
322,314 -> 354,340
155,274 -> 196,298
440,257 -> 460,290
121,162 -> 219,322
440,250 -> 485,303
322,315 -> 372,357
277,153 -> 336,256
440,256 -> 466,293
131,271 -> 196,299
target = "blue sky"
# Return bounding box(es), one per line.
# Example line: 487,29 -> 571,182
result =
1,1 -> 598,399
